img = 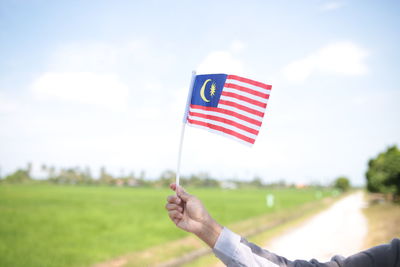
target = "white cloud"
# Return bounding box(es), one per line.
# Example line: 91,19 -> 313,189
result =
197,41 -> 246,74
0,92 -> 19,114
230,40 -> 246,53
124,39 -> 152,61
36,39 -> 176,114
197,51 -> 244,74
48,39 -> 153,72
49,42 -> 118,71
31,72 -> 129,111
282,41 -> 368,83
320,1 -> 345,11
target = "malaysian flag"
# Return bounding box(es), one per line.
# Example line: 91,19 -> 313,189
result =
185,73 -> 272,146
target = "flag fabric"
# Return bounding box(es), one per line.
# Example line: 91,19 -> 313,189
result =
185,73 -> 272,146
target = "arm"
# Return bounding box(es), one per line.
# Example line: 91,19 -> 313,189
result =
165,184 -> 399,267
165,184 -> 296,266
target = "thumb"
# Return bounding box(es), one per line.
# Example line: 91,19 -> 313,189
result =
176,186 -> 191,202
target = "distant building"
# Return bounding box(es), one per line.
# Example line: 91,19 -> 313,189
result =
221,181 -> 237,190
295,183 -> 307,189
115,179 -> 124,187
127,178 -> 138,187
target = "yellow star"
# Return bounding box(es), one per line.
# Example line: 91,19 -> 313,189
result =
210,82 -> 217,97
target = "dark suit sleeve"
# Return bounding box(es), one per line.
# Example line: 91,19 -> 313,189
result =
340,238 -> 400,267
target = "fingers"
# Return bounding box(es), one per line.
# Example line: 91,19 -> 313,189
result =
167,184 -> 188,227
168,209 -> 183,223
169,183 -> 177,191
176,186 -> 191,202
167,195 -> 181,205
165,203 -> 183,212
169,184 -> 191,202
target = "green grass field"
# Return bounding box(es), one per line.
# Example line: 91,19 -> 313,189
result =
0,184 -> 334,267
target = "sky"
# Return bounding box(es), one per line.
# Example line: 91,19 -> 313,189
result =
0,0 -> 399,185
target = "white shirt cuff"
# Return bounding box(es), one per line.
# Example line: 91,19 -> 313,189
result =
213,227 -> 241,265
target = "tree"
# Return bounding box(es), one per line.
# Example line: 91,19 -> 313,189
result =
4,169 -> 31,183
26,162 -> 32,176
333,176 -> 350,192
250,177 -> 264,188
99,166 -> 114,185
366,145 -> 400,199
158,170 -> 176,187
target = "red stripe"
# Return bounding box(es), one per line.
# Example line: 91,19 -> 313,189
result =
227,75 -> 272,90
190,105 -> 262,126
222,91 -> 267,108
224,83 -> 270,99
219,99 -> 265,117
189,111 -> 259,135
187,118 -> 255,144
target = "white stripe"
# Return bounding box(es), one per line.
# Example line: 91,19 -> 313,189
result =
222,86 -> 269,104
187,123 -> 254,146
220,95 -> 266,113
225,78 -> 271,95
187,115 -> 258,140
217,103 -> 264,121
189,107 -> 261,131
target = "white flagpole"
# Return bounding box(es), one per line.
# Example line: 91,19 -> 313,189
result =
176,71 -> 196,187
175,123 -> 186,187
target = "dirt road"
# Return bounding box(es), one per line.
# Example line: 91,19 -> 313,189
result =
265,191 -> 368,262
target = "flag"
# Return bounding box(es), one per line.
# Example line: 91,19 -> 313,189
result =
185,73 -> 272,146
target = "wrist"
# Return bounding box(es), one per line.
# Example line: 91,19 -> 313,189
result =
195,216 -> 223,248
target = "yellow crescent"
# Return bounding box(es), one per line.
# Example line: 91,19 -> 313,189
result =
200,79 -> 212,102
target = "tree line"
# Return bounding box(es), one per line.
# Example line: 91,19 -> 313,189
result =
1,145 -> 398,198
0,165 -> 317,189
0,164 -> 347,190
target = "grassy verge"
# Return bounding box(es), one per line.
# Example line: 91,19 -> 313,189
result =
362,194 -> 400,248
